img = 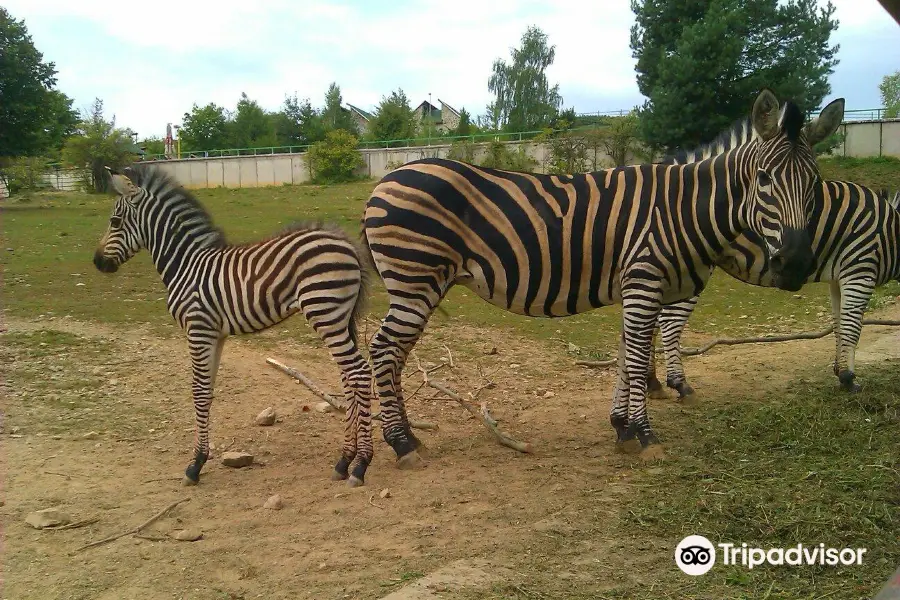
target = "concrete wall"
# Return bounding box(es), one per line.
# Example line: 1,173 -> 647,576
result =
833,119 -> 900,158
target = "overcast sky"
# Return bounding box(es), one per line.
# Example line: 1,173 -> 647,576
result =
6,0 -> 898,140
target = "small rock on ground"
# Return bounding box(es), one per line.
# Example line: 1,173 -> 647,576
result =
255,407 -> 277,426
25,507 -> 71,529
543,391 -> 556,398
379,488 -> 392,499
173,529 -> 203,541
315,402 -> 334,413
221,451 -> 254,468
82,431 -> 99,439
264,494 -> 283,510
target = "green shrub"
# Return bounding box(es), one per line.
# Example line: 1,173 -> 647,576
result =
0,157 -> 52,198
479,141 -> 537,172
448,139 -> 477,163
307,130 -> 365,183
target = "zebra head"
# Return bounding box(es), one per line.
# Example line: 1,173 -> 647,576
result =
746,88 -> 845,291
93,167 -> 145,274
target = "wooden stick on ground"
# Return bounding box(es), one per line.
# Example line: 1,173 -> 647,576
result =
72,497 -> 190,553
412,352 -> 533,454
575,318 -> 900,369
265,357 -> 439,431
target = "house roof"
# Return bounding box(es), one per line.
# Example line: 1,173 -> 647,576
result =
416,100 -> 442,122
438,99 -> 461,118
345,103 -> 374,121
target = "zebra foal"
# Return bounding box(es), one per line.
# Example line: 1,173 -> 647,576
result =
361,88 -> 844,470
93,166 -> 374,486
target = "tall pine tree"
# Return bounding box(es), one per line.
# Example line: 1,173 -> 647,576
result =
630,0 -> 839,152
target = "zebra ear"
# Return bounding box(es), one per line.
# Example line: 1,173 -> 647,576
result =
107,167 -> 138,197
751,88 -> 781,141
804,98 -> 845,147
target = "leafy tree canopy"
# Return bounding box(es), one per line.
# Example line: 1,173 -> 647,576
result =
630,0 -> 840,152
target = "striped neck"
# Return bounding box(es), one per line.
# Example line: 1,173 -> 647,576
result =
136,187 -> 226,287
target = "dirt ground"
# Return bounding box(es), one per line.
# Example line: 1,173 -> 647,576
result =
3,306 -> 899,600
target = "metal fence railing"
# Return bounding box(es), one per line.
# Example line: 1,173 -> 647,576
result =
136,107 -> 889,161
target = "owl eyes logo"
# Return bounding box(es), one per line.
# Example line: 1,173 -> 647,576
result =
675,535 -> 716,575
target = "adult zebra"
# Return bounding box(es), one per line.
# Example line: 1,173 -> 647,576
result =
361,89 -> 845,468
93,166 -> 375,486
644,172 -> 900,398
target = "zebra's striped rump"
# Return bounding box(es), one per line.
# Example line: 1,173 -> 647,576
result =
94,166 -> 375,487
361,88 -> 845,470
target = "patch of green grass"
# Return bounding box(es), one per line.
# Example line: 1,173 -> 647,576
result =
820,156 -> 900,191
607,363 -> 900,599
3,175 -> 900,354
2,329 -> 161,436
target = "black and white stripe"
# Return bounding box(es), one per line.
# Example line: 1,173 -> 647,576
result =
94,165 -> 374,486
361,89 -> 845,465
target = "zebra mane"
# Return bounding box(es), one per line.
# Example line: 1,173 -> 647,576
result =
125,165 -> 227,248
659,116 -> 757,165
659,99 -> 808,165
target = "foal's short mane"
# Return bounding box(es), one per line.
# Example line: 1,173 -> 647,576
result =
126,164 -> 227,248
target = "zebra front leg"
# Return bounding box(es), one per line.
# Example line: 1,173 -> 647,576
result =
620,299 -> 665,461
829,280 -> 843,379
184,331 -> 226,485
611,331 -> 638,452
835,282 -> 871,394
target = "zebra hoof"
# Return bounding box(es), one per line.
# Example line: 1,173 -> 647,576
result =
347,475 -> 365,488
182,475 -> 199,487
397,450 -> 425,470
331,470 -> 348,481
615,439 -> 642,455
640,444 -> 667,462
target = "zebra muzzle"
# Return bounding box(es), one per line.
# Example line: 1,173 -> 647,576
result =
769,228 -> 814,292
93,251 -> 119,273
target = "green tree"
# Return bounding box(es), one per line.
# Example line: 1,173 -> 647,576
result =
630,0 -> 840,152
138,136 -> 165,157
879,71 -> 900,118
62,98 -> 140,192
307,129 -> 364,183
0,7 -> 78,158
229,92 -> 278,148
274,93 -> 325,147
487,25 -> 563,132
180,103 -> 231,151
322,82 -> 355,132
453,108 -> 474,136
368,89 -> 418,146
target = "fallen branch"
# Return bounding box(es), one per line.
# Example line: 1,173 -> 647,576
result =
575,318 -> 900,369
72,497 -> 190,553
265,357 -> 438,431
46,517 -> 99,531
413,352 -> 533,454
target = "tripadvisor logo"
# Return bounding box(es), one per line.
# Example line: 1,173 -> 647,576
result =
675,535 -> 867,576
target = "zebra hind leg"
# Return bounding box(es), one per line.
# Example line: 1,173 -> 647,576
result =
369,299 -> 438,470
300,296 -> 375,487
646,326 -> 668,400
184,331 -> 226,485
